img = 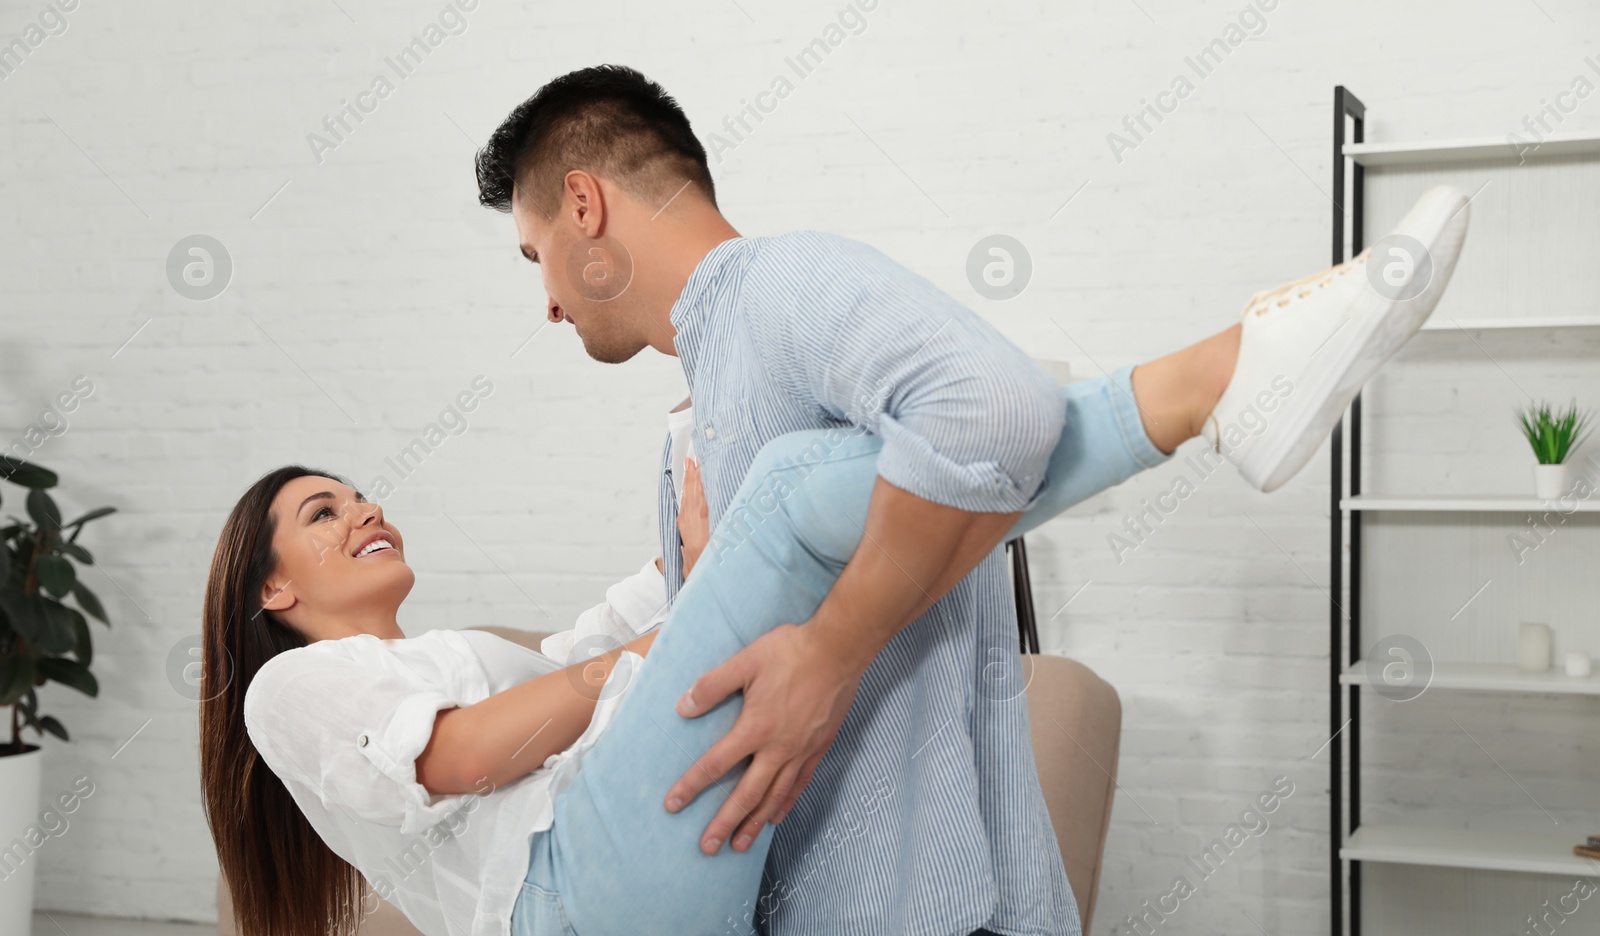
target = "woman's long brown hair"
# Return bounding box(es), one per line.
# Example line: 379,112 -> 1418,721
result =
199,465 -> 363,936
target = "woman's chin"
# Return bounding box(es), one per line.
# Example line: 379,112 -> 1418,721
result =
366,561 -> 417,599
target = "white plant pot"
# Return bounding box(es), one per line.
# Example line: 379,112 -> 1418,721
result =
0,745 -> 41,933
1534,463 -> 1568,500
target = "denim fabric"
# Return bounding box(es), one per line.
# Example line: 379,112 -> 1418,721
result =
512,367 -> 1167,935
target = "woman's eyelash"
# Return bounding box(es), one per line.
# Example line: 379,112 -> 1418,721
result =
309,498 -> 367,522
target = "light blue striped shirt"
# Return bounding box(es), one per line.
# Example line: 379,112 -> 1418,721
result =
658,231 -> 1080,936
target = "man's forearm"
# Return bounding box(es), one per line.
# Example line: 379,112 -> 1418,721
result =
806,476 -> 1021,669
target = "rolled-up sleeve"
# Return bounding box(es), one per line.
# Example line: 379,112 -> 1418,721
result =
539,559 -> 668,663
742,233 -> 1064,513
243,651 -> 473,836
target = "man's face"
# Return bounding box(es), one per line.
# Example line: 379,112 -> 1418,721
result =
512,186 -> 646,364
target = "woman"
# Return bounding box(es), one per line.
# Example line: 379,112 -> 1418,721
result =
198,435 -> 709,925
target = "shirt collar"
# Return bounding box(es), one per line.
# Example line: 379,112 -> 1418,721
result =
667,236 -> 749,362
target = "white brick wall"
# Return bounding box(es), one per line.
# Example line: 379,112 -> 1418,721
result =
1,0 -> 1596,932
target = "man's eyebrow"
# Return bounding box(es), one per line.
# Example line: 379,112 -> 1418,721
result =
297,490 -> 367,518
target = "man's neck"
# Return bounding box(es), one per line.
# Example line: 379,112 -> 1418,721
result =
634,205 -> 741,357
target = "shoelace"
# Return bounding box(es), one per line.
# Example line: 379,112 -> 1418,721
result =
1244,247 -> 1371,317
1209,247 -> 1376,451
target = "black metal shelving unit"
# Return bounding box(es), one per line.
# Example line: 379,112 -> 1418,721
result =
1329,84 -> 1366,936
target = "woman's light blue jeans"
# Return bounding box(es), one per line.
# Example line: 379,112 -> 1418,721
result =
511,366 -> 1170,935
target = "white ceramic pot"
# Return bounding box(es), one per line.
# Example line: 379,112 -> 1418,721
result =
0,744 -> 41,933
1534,463 -> 1567,500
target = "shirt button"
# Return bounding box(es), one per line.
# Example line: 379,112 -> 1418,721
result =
357,734 -> 369,747
704,426 -> 716,441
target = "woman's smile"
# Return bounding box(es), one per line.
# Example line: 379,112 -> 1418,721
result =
352,531 -> 399,558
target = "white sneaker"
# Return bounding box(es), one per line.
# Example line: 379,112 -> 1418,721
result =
1202,184 -> 1471,492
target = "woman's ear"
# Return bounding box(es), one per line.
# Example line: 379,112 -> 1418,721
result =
260,576 -> 297,613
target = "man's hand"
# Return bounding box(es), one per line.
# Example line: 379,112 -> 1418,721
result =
664,619 -> 869,855
665,476 -> 1023,855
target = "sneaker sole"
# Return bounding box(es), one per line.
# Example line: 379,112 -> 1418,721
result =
1246,185 -> 1470,492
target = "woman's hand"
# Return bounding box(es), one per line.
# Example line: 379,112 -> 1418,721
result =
678,457 -> 710,577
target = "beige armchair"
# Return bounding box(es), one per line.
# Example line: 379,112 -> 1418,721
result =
218,628 -> 1121,934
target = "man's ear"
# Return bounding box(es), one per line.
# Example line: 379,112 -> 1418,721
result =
260,576 -> 297,614
564,169 -> 606,236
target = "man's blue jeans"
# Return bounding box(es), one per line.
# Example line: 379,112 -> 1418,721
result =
511,367 -> 1171,935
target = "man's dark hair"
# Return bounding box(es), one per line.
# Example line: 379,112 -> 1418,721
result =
475,64 -> 716,216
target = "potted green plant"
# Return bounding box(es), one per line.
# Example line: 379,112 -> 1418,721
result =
0,456 -> 113,931
1517,401 -> 1593,499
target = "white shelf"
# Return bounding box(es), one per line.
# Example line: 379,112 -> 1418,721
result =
1343,495 -> 1600,513
1420,316 -> 1600,331
1343,825 -> 1599,876
1342,660 -> 1600,696
1344,131 -> 1600,166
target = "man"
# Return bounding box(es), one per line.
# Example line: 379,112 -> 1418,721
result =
473,64 -> 1466,935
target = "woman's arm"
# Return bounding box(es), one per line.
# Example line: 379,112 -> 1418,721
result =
421,457 -> 708,796
417,628 -> 658,795
679,457 -> 709,577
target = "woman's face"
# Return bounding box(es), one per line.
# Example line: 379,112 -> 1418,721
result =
259,475 -> 414,641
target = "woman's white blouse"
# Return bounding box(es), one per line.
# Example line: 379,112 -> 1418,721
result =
241,558 -> 668,936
